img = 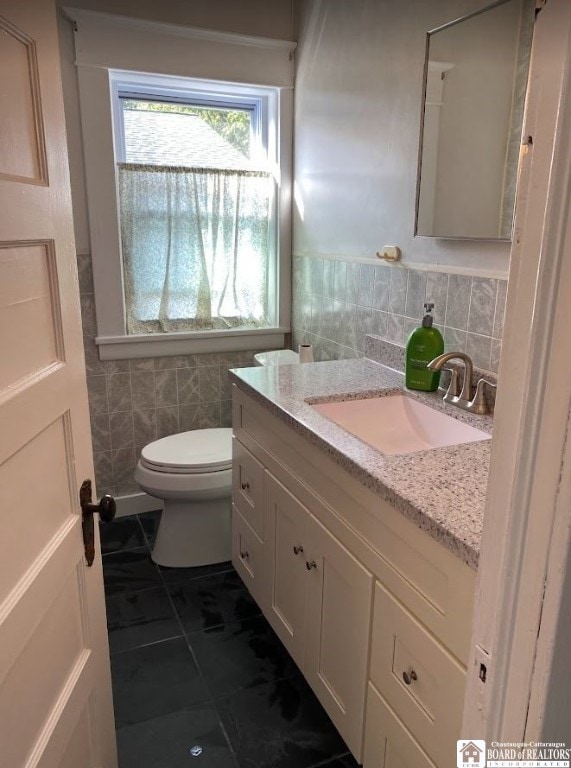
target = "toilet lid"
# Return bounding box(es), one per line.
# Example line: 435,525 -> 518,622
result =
140,428 -> 232,474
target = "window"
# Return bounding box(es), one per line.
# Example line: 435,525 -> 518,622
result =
112,78 -> 278,336
71,10 -> 294,360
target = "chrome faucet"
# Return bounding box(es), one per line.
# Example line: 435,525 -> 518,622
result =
427,351 -> 496,415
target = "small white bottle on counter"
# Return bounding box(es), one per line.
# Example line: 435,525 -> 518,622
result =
298,344 -> 314,363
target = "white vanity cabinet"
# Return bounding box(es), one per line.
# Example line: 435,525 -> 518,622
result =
231,385 -> 477,767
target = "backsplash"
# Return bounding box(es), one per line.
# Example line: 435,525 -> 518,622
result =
364,334 -> 498,411
77,253 -> 260,498
292,255 -> 506,372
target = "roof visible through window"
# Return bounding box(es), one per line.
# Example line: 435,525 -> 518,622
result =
121,99 -> 259,171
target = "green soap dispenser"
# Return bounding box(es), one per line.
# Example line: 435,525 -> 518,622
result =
405,303 -> 444,391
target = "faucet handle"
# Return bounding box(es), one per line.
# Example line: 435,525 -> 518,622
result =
468,378 -> 496,415
442,365 -> 462,398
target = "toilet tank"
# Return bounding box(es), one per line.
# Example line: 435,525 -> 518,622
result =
254,349 -> 300,366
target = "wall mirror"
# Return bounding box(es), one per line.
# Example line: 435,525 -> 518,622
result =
415,0 -> 534,240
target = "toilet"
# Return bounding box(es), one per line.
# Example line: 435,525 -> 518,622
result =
134,428 -> 233,568
135,349 -> 301,568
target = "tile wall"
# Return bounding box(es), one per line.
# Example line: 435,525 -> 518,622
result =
77,254 -> 260,497
292,255 -> 507,372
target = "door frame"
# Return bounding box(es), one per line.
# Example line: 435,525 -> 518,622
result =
462,0 -> 571,740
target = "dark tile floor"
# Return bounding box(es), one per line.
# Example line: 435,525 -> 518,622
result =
102,512 -> 359,768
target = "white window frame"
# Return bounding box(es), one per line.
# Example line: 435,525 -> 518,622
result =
111,74 -> 270,167
69,8 -> 294,359
112,72 -> 280,334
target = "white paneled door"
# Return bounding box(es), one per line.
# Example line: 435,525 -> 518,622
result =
0,2 -> 117,767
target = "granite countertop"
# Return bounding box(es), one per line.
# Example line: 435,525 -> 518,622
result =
230,358 -> 494,570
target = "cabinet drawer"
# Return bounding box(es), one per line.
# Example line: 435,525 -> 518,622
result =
363,683 -> 436,768
369,582 -> 465,768
232,438 -> 265,537
232,506 -> 264,606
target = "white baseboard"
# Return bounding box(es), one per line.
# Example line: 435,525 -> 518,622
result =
115,491 -> 163,519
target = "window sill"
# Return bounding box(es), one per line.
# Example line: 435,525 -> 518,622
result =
95,326 -> 289,361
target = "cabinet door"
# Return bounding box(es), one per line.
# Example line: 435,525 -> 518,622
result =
305,513 -> 373,761
363,684 -> 436,768
264,472 -> 309,668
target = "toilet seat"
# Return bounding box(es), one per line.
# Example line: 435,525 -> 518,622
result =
140,428 -> 232,474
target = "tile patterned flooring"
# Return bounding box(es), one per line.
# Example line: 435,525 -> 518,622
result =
102,513 -> 358,768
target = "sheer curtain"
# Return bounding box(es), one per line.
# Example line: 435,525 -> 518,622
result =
118,163 -> 273,334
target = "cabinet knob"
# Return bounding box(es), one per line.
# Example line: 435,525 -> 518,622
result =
241,481 -> 250,491
240,550 -> 249,560
293,545 -> 304,555
306,560 -> 317,570
402,669 -> 418,686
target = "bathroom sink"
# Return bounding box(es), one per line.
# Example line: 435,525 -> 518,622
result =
311,394 -> 490,455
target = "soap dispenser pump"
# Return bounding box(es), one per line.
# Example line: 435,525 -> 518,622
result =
405,303 -> 444,392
